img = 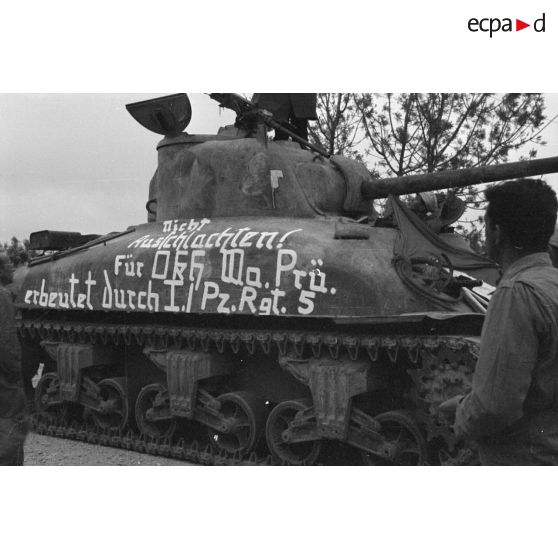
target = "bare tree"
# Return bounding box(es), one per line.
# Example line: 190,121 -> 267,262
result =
354,93 -> 548,175
309,94 -> 364,159
311,93 -> 553,251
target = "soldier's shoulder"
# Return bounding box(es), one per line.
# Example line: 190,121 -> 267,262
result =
499,264 -> 558,291
503,267 -> 558,305
518,264 -> 558,282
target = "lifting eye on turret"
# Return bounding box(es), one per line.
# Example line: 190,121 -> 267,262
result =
145,199 -> 157,216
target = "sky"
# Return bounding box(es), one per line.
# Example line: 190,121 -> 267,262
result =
1,92 -> 558,243
0,93 -> 234,241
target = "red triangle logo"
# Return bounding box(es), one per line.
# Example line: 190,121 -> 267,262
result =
516,19 -> 530,31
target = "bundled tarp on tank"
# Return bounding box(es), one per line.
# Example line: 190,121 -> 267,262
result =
389,195 -> 500,304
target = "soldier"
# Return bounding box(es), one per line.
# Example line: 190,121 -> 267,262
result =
251,93 -> 318,141
0,251 -> 28,465
549,227 -> 558,267
440,179 -> 558,464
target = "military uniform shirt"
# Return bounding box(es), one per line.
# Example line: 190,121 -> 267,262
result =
454,252 -> 558,464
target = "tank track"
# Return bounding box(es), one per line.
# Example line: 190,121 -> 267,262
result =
30,413 -> 274,466
20,318 -> 479,465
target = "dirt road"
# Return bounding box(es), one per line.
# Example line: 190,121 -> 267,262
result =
23,432 -> 190,466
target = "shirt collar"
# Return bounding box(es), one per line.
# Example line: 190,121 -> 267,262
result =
502,252 -> 552,281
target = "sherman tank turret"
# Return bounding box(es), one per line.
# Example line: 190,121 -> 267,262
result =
15,93 -> 558,465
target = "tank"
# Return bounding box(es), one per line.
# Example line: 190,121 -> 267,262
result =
14,93 -> 558,465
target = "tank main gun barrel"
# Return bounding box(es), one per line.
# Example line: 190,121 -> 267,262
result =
361,156 -> 558,200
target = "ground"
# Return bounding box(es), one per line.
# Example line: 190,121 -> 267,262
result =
23,432 -> 189,466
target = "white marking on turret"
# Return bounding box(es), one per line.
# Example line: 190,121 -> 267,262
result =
270,170 -> 284,209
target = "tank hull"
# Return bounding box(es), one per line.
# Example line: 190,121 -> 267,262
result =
17,217 -> 476,320
17,216 -> 481,465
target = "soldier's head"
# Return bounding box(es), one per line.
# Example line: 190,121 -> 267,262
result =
485,179 -> 557,264
0,251 -> 14,285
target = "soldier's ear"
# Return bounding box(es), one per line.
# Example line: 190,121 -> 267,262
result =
494,223 -> 506,247
493,223 -> 500,240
